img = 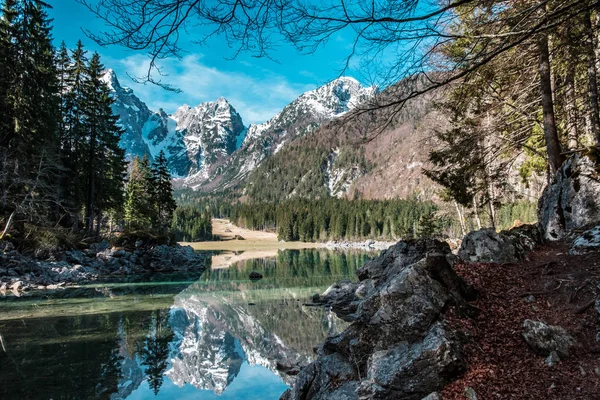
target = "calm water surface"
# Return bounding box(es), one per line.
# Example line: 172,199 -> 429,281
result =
0,249 -> 372,400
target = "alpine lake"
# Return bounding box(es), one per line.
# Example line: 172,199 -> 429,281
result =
0,248 -> 374,399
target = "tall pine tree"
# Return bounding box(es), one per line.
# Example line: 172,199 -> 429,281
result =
151,150 -> 176,232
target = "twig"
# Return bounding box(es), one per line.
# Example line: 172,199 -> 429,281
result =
574,299 -> 596,315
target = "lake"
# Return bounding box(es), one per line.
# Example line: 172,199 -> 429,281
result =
0,249 -> 373,400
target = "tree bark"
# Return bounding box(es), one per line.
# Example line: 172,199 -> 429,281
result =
454,200 -> 466,237
565,63 -> 580,150
538,31 -> 564,173
473,197 -> 482,230
585,12 -> 600,146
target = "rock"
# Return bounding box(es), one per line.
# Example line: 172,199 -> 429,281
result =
357,239 -> 452,281
421,393 -> 441,400
538,154 -> 600,240
313,279 -> 361,322
570,225 -> 600,255
10,280 -> 23,292
249,271 -> 263,280
522,319 -> 576,357
356,322 -> 464,399
525,295 -> 536,303
0,240 -> 15,253
458,225 -> 539,264
544,351 -> 561,367
465,386 -> 478,400
88,240 -> 110,254
282,240 -> 474,400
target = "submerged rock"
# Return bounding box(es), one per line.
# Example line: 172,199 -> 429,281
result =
538,154 -> 600,240
249,271 -> 263,280
522,319 -> 576,357
282,239 -> 474,400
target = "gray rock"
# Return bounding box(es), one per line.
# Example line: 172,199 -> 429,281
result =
538,155 -> 600,240
465,386 -> 478,400
314,279 -> 360,322
544,351 -> 561,367
458,225 -> 539,264
570,225 -> 600,255
357,239 -> 451,281
283,240 -> 473,400
421,393 -> 441,400
522,319 -> 575,357
357,323 -> 464,399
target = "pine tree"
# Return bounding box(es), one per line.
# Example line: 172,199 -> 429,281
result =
0,0 -> 18,217
78,52 -> 126,236
124,156 -> 153,230
151,150 -> 176,232
55,41 -> 74,218
0,0 -> 59,233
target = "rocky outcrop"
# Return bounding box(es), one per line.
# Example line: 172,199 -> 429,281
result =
0,241 -> 207,294
458,224 -> 540,263
538,154 -> 600,240
283,239 -> 476,400
570,225 -> 600,255
522,320 -> 576,357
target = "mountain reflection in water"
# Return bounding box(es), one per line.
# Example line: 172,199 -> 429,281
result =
0,249 -> 372,399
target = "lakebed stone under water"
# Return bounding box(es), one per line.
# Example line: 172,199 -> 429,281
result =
0,249 -> 372,400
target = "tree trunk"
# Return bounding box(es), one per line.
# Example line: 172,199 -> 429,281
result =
585,12 -> 600,146
454,200 -> 466,237
565,63 -> 580,150
95,209 -> 102,239
0,210 -> 15,240
472,197 -> 482,230
537,31 -> 564,173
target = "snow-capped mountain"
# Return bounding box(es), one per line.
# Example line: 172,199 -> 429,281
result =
244,77 -> 376,144
102,70 -> 246,179
101,70 -> 152,158
103,69 -> 375,190
180,77 -> 377,191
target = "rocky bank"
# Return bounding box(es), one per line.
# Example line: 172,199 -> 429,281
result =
284,154 -> 600,399
282,239 -> 477,400
0,241 -> 208,295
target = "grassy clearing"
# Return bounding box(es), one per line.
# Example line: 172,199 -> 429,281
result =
181,218 -> 323,252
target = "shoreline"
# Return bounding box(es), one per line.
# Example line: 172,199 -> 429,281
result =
0,241 -> 208,296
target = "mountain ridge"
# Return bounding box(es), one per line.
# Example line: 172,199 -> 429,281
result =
103,69 -> 376,192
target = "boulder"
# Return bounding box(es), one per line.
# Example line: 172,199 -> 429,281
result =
570,225 -> 600,255
282,240 -> 474,400
522,319 -> 575,357
249,271 -> 263,280
357,239 -> 452,281
538,154 -> 600,240
458,225 -> 539,264
313,279 -> 361,322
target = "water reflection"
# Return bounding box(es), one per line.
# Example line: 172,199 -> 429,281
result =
0,249 -> 372,399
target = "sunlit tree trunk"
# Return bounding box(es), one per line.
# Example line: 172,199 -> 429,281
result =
473,197 -> 482,230
454,200 -> 466,237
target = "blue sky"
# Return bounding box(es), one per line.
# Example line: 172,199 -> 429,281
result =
48,0 -> 369,124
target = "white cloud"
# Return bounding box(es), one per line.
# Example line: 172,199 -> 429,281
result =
107,54 -> 315,124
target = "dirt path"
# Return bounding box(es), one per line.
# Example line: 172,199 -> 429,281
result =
442,242 -> 600,399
